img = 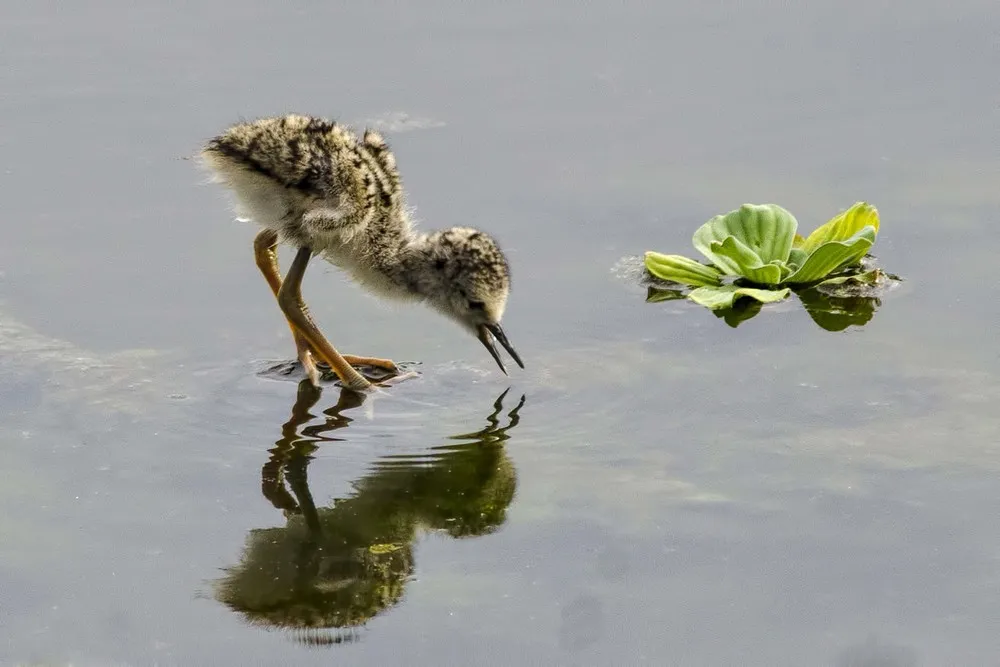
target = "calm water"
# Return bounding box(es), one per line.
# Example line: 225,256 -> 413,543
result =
2,1 -> 999,665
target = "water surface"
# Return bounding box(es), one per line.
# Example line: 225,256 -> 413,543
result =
2,1 -> 999,665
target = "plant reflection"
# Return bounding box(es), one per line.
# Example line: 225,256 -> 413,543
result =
712,297 -> 764,328
646,280 -> 888,331
796,287 -> 880,332
214,382 -> 525,645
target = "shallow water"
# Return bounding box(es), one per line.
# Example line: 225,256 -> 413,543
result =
2,1 -> 999,665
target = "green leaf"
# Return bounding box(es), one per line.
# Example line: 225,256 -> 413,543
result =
693,204 -> 798,274
787,247 -> 808,270
815,268 -> 884,289
687,285 -> 792,310
800,202 -> 879,254
813,268 -> 898,299
709,236 -> 786,285
784,226 -> 877,284
644,252 -> 723,287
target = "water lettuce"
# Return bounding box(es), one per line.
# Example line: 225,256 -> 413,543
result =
645,202 -> 880,310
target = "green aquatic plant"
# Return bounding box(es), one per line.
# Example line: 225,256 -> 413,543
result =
644,202 -> 881,310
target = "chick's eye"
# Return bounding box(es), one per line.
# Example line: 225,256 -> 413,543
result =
468,300 -> 486,311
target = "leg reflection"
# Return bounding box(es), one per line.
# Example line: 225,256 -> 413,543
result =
261,380 -> 364,518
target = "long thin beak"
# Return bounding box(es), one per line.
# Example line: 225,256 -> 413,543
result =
477,322 -> 524,375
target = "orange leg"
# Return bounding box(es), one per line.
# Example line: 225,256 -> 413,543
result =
253,230 -> 401,389
254,230 -> 323,385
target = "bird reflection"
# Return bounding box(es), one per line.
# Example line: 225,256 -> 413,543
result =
213,382 -> 525,646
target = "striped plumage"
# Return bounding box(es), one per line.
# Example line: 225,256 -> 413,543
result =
202,115 -> 410,277
200,114 -> 523,386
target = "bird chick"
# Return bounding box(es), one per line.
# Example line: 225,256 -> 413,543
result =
200,114 -> 522,386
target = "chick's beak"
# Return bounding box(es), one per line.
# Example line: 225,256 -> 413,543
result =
477,322 -> 524,375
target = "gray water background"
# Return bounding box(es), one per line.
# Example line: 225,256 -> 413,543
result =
2,1 -> 999,665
